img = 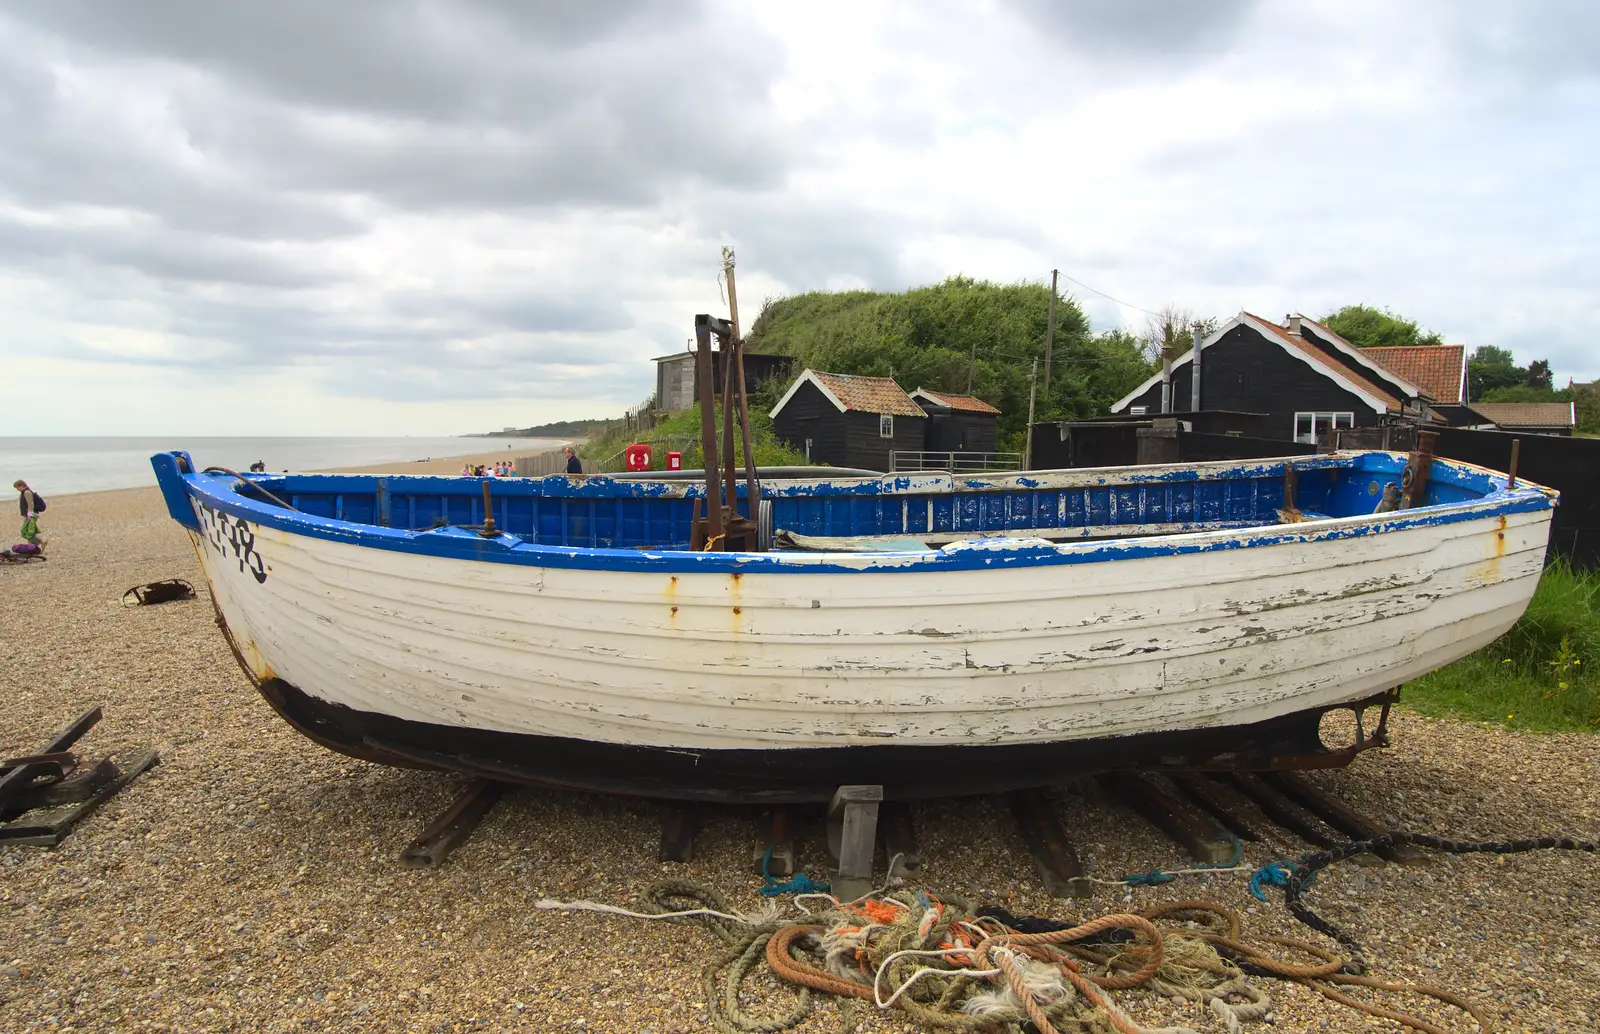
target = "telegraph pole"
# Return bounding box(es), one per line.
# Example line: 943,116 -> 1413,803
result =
1024,357 -> 1039,470
1043,269 -> 1058,393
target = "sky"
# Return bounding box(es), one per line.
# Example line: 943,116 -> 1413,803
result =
1,0 -> 1595,436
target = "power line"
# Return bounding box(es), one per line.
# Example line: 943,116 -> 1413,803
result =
1053,270 -> 1168,320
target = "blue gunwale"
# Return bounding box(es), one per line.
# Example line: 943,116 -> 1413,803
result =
150,451 -> 1557,576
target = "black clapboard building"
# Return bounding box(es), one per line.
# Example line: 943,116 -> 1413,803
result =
909,388 -> 1001,452
769,370 -> 927,471
1111,313 -> 1432,442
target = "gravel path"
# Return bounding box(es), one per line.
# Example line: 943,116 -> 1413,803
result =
3,487 -> 1598,1033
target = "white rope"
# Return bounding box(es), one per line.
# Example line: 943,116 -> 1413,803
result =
533,897 -> 759,926
871,946 -> 1002,1009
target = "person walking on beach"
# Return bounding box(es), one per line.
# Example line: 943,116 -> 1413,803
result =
564,447 -> 583,475
14,479 -> 45,547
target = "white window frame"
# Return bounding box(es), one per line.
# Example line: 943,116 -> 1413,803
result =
1293,411 -> 1354,444
879,414 -> 894,438
1129,405 -> 1147,415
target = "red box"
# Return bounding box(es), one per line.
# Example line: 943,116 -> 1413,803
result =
666,451 -> 682,471
624,443 -> 653,472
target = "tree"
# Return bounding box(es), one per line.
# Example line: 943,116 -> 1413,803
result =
1321,304 -> 1443,349
1143,306 -> 1218,364
1525,359 -> 1552,391
745,277 -> 1155,444
1467,345 -> 1525,401
1575,384 -> 1600,435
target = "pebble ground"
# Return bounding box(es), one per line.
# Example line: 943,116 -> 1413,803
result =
2,486 -> 1597,1033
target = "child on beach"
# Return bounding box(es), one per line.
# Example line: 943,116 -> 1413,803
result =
14,479 -> 45,548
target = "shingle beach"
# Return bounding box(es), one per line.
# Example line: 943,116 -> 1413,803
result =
3,483 -> 1598,1033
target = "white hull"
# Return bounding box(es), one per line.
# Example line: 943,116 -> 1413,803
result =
192,501 -> 1549,753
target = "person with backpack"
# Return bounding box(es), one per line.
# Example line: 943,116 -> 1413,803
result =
14,479 -> 45,547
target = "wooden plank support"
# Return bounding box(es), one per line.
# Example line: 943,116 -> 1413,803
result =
1101,773 -> 1236,864
1169,774 -> 1266,842
1005,790 -> 1092,899
400,778 -> 505,869
752,806 -> 795,878
658,802 -> 701,864
0,748 -> 159,848
1260,772 -> 1428,866
827,784 -> 882,902
1222,773 -> 1371,862
879,800 -> 922,881
0,707 -> 102,811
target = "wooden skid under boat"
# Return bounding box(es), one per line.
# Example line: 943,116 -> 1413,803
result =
151,450 -> 1556,802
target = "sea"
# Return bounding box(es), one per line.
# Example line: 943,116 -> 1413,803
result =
0,436 -> 568,496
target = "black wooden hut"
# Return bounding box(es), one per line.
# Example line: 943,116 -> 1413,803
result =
1110,312 -> 1421,443
909,388 -> 1001,452
770,370 -> 927,471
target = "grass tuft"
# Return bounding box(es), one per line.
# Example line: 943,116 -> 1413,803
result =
1405,561 -> 1600,731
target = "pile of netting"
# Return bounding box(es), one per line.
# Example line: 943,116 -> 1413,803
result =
540,879 -> 1489,1034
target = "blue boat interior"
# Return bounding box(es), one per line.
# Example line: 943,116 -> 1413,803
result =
154,451 -> 1515,552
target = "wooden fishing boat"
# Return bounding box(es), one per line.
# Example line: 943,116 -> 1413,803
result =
150,445 -> 1555,802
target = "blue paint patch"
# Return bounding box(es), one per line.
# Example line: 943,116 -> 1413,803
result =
150,452 -> 1558,576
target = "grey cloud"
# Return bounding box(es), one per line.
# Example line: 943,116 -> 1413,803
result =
6,2 -> 796,215
1440,0 -> 1600,81
8,1 -> 681,120
389,291 -> 636,336
1003,0 -> 1261,58
0,215 -> 341,289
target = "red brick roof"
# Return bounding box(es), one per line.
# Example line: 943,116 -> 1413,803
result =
911,388 -> 1002,415
808,370 -> 926,417
1363,345 -> 1466,404
1470,402 -> 1575,428
1243,314 -> 1403,411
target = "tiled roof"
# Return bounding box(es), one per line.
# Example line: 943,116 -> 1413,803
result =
911,388 -> 1002,415
1469,402 -> 1575,428
1363,345 -> 1466,403
1244,314 -> 1403,411
809,370 -> 926,417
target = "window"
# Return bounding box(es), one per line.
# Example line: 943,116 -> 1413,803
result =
1129,405 -> 1148,415
879,414 -> 894,438
1293,411 -> 1355,444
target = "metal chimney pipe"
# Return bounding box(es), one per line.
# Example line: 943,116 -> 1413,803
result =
1190,325 -> 1202,412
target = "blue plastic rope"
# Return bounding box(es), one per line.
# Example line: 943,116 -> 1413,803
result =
759,848 -> 830,897
1120,832 -> 1244,887
1249,857 -> 1317,902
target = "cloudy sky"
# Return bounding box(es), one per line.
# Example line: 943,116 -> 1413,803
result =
1,0 -> 1594,436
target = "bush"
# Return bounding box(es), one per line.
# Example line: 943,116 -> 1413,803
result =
1406,562 -> 1600,731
